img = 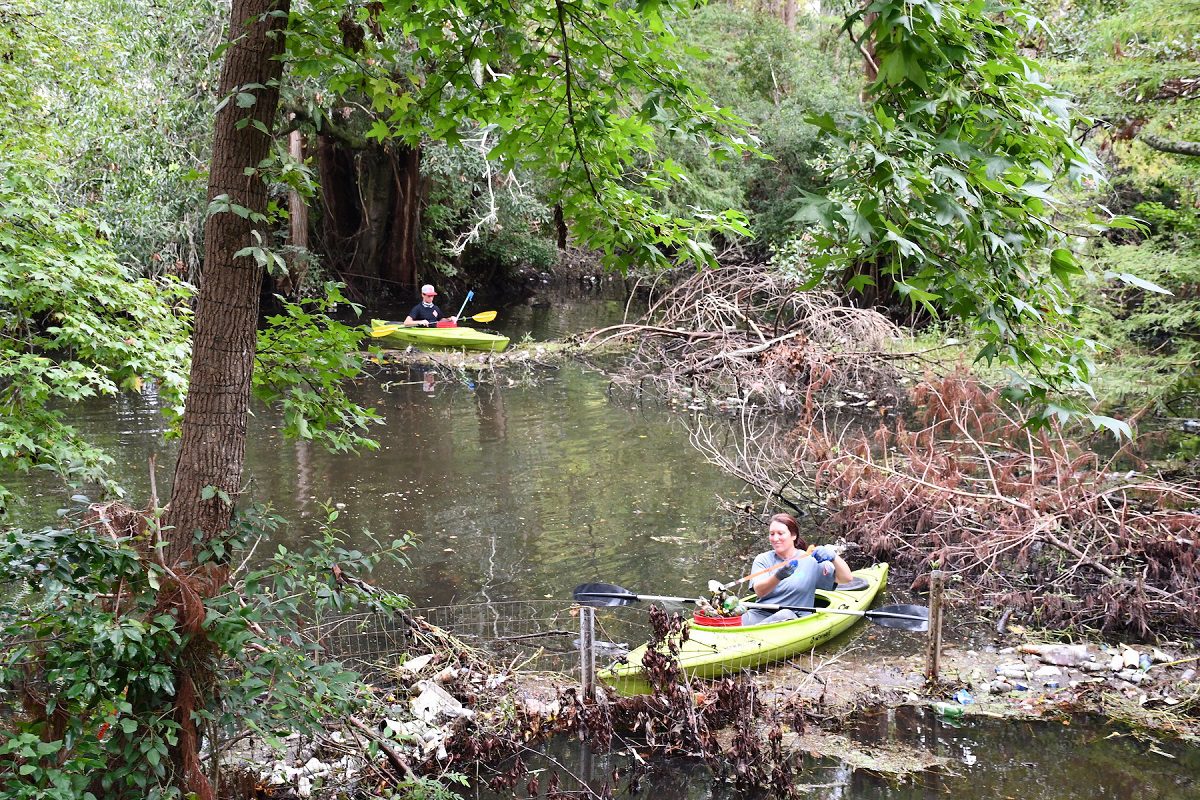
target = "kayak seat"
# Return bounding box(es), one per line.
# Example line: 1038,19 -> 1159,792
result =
835,577 -> 870,592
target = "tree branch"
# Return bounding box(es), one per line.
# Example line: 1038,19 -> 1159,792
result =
1139,130 -> 1200,158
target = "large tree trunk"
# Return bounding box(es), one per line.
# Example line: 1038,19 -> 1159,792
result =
161,0 -> 289,796
316,137 -> 422,288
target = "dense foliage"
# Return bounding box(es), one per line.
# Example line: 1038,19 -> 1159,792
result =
284,0 -> 755,270
0,0 -> 194,510
0,504 -> 409,798
1042,0 -> 1200,412
668,5 -> 861,246
786,0 -> 1144,427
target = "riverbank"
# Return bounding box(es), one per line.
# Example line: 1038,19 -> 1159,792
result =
242,617 -> 1197,797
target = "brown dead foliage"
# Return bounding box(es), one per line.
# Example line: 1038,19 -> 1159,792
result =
790,368 -> 1200,638
577,260 -> 903,416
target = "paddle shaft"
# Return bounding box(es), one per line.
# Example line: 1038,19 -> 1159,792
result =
455,290 -> 474,319
720,545 -> 815,590
576,590 -> 928,625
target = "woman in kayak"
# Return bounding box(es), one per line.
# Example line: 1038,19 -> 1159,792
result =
742,513 -> 852,625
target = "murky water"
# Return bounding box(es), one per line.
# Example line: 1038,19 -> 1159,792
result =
480,711 -> 1197,799
3,284 -> 763,609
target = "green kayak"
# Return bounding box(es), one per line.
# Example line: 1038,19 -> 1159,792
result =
370,319 -> 510,352
601,563 -> 889,695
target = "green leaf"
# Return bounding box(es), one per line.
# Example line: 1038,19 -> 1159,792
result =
1086,414 -> 1133,442
1105,271 -> 1173,296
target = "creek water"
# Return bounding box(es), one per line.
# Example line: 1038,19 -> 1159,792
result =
4,283 -> 761,609
4,284 -> 1197,796
493,710 -> 1198,799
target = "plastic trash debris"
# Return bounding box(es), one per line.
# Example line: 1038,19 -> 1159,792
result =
933,702 -> 964,719
1019,643 -> 1091,667
954,689 -> 974,705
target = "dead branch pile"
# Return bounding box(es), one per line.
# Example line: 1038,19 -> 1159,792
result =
577,261 -> 904,415
791,369 -> 1200,637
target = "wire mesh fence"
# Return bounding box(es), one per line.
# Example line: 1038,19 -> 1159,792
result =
304,591 -> 919,700
309,598 -> 629,680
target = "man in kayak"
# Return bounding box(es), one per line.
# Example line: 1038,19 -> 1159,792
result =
742,513 -> 852,625
403,284 -> 457,327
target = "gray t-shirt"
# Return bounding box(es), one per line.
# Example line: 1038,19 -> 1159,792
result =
742,551 -> 836,625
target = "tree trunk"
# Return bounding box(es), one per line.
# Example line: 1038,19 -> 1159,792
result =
316,138 -> 422,289
161,0 -> 289,796
279,129 -> 311,298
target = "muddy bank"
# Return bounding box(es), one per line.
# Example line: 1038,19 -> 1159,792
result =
242,621 -> 1196,797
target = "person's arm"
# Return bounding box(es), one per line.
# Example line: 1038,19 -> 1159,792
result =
812,546 -> 853,584
404,310 -> 431,326
831,555 -> 852,584
751,557 -> 797,599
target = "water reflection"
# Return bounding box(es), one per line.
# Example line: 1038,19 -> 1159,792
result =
3,362 -> 758,609
474,713 -> 1196,800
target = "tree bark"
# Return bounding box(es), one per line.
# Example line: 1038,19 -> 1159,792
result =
316,137 -> 422,288
162,0 -> 289,796
280,129 -> 311,297
1140,130 -> 1200,158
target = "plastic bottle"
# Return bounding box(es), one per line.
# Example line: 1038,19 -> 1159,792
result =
933,702 -> 964,719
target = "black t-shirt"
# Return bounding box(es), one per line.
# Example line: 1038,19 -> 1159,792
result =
408,303 -> 443,324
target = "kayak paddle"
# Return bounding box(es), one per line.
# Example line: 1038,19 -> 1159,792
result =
572,582 -> 929,632
370,310 -> 498,337
455,289 -> 475,319
708,545 -> 817,593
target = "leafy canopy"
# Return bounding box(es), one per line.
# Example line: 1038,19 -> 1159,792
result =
792,0 -> 1137,429
283,0 -> 755,269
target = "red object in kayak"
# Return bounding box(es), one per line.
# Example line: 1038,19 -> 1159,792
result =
436,319 -> 457,328
693,612 -> 742,627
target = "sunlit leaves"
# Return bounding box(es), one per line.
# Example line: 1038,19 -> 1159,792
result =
793,0 -> 1131,421
252,283 -> 383,453
282,0 -> 755,270
0,159 -> 193,507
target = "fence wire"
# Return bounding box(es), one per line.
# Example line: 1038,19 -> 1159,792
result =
308,599 -> 634,679
305,597 -> 894,696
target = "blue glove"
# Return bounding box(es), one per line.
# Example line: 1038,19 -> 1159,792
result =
812,546 -> 837,563
774,559 -> 800,580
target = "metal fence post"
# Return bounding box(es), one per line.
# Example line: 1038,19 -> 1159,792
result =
580,606 -> 596,702
925,569 -> 945,683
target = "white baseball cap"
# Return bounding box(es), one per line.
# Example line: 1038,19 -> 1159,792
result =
420,284 -> 437,296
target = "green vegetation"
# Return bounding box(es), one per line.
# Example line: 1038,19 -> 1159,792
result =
0,503 -> 409,798
1,0 -> 1198,795
1041,0 -> 1200,413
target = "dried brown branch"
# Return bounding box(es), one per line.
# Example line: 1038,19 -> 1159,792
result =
576,260 -> 904,417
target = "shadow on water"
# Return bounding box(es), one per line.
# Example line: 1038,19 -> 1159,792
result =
470,712 -> 1197,800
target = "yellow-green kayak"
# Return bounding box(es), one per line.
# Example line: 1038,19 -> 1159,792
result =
601,563 -> 889,695
370,319 -> 510,352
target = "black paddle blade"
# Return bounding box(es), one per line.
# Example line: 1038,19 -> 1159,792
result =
573,582 -> 639,607
869,603 -> 930,632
